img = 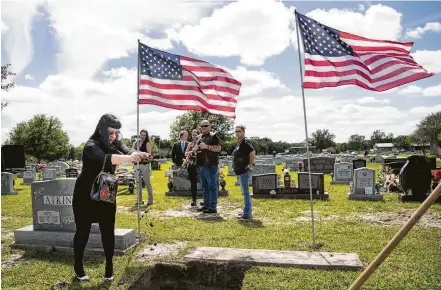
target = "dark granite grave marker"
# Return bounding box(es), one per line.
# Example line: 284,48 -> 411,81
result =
303,157 -> 335,174
352,159 -> 366,170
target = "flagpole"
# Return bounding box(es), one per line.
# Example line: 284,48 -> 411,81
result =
294,11 -> 316,249
136,39 -> 141,239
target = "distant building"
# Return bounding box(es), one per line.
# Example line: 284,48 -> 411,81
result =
373,143 -> 396,152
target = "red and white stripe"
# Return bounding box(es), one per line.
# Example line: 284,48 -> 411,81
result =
303,31 -> 435,91
139,56 -> 241,118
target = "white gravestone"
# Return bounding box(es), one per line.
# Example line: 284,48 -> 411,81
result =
331,163 -> 353,184
348,168 -> 382,201
43,169 -> 56,181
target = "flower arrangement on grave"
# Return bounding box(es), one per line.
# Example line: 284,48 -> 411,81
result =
378,165 -> 400,193
219,169 -> 226,190
431,169 -> 441,190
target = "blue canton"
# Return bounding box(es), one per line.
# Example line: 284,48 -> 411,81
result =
139,43 -> 183,80
295,12 -> 354,57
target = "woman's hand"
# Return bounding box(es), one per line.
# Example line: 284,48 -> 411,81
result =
130,152 -> 143,162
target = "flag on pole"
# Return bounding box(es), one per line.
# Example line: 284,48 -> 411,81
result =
295,11 -> 435,92
138,42 -> 241,118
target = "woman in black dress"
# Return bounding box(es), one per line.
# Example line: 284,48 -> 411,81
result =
72,114 -> 149,282
185,129 -> 200,207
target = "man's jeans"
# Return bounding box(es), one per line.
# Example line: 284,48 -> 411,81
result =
198,166 -> 219,209
237,170 -> 252,218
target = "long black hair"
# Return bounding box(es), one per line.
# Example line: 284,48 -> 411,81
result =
90,114 -> 124,153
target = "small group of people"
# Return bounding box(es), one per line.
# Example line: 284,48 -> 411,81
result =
171,120 -> 255,219
71,114 -> 256,283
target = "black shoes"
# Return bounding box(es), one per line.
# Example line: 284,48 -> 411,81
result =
104,263 -> 114,282
73,265 -> 90,282
203,208 -> 217,214
191,202 -> 196,207
197,206 -> 208,212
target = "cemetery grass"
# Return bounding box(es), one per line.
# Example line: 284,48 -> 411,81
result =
0,163 -> 440,290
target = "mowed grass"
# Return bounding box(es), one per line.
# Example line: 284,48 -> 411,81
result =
1,161 -> 441,290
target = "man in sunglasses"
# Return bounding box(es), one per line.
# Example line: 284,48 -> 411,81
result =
194,120 -> 221,213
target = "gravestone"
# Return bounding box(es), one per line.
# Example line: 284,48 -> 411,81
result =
227,162 -> 236,176
363,157 -> 371,163
251,172 -> 327,200
166,167 -> 228,197
374,156 -> 384,163
1,172 -> 17,195
427,157 -> 437,170
398,156 -> 438,202
274,156 -> 284,165
46,166 -> 62,178
51,161 -> 70,175
382,158 -> 407,175
23,170 -> 36,185
298,172 -> 325,195
348,168 -> 382,201
285,158 -> 303,171
65,168 -> 79,178
252,174 -> 277,195
331,163 -> 353,184
303,157 -> 335,174
43,169 -> 56,181
12,179 -> 137,254
236,164 -> 277,186
151,160 -> 161,170
352,159 -> 367,170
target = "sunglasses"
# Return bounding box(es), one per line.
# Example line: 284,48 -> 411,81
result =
235,130 -> 243,133
200,125 -> 210,128
108,130 -> 120,136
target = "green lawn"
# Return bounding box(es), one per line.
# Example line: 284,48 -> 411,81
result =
1,162 -> 441,290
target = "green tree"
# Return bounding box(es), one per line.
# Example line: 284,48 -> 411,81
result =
369,129 -> 394,147
8,114 -> 70,162
169,111 -> 234,141
1,63 -> 15,110
413,111 -> 441,147
309,129 -> 336,152
347,134 -> 366,151
393,135 -> 411,149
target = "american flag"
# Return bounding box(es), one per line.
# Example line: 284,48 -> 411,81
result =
138,42 -> 241,118
295,11 -> 435,91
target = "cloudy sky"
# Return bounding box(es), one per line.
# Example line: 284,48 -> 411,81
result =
1,0 -> 440,146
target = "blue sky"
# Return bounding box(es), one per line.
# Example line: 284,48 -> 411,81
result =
2,0 -> 440,146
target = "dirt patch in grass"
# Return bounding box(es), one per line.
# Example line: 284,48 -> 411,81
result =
136,241 -> 188,261
1,254 -> 26,269
362,210 -> 441,228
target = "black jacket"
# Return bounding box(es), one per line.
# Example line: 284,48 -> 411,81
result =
171,141 -> 188,166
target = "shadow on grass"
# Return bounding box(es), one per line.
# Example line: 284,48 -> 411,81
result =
20,249 -> 106,267
238,219 -> 264,228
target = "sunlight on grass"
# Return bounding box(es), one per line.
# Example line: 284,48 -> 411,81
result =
1,161 -> 441,289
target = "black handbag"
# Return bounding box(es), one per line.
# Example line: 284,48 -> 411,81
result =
90,155 -> 118,204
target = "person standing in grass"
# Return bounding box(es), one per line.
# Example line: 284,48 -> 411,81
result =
185,129 -> 200,207
232,125 -> 255,220
72,114 -> 149,282
132,129 -> 154,206
195,120 -> 222,214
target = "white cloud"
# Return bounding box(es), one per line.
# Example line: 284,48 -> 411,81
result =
1,1 -> 44,77
398,84 -> 441,97
405,22 -> 441,39
411,50 -> 441,73
176,0 -> 296,66
409,104 -> 441,115
45,0 -> 216,78
225,66 -> 289,97
24,74 -> 35,81
306,4 -> 403,40
1,20 -> 9,33
356,96 -> 390,105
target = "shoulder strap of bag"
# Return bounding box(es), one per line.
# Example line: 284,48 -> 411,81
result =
101,155 -> 108,172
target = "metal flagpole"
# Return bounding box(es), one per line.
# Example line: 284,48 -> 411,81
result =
294,11 -> 316,249
136,39 -> 141,239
